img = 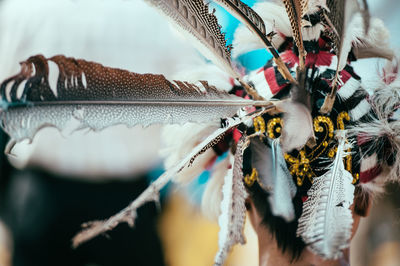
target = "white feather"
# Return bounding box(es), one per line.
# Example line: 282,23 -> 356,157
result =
201,157 -> 231,221
214,138 -> 248,266
277,100 -> 314,153
337,77 -> 361,100
250,137 -> 297,221
161,123 -> 218,183
297,132 -> 355,259
352,17 -> 390,50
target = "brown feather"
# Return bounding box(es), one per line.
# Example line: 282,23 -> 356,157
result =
282,0 -> 307,70
320,0 -> 362,113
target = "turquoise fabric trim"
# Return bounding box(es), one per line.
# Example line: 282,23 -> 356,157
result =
210,1 -> 272,72
237,49 -> 273,71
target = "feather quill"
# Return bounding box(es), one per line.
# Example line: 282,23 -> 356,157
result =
250,137 -> 296,221
0,55 -> 273,143
282,0 -> 307,70
212,0 -> 296,84
72,112 -> 266,248
297,132 -> 355,259
214,135 -> 248,266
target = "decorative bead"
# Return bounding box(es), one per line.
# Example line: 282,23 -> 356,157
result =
267,117 -> 282,139
244,168 -> 259,186
337,111 -> 350,130
253,116 -> 266,134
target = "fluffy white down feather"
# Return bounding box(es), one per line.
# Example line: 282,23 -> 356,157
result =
161,123 -> 218,183
351,16 -> 390,50
232,2 -> 291,58
277,101 -> 314,153
201,157 -> 231,221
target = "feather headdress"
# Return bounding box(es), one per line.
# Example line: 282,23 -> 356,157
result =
0,0 -> 399,264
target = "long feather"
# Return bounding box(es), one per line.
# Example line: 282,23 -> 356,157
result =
282,0 -> 307,70
250,137 -> 296,221
212,0 -> 296,84
143,0 -> 262,99
143,0 -> 238,79
0,55 -> 273,143
297,132 -> 355,259
320,0 -> 363,113
72,112 -> 266,248
214,135 -> 248,266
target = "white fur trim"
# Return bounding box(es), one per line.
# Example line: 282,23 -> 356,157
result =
338,77 -> 361,100
245,69 -> 273,100
302,23 -> 324,41
350,98 -> 371,121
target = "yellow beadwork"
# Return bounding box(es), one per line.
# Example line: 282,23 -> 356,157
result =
267,117 -> 283,139
328,147 -> 337,158
352,173 -> 359,184
264,112 -> 360,186
314,116 -> 334,137
253,116 -> 266,134
337,111 -> 350,130
337,112 -> 354,176
244,168 -> 259,186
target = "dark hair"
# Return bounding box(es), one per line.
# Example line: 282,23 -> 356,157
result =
245,179 -> 371,262
246,181 -> 306,261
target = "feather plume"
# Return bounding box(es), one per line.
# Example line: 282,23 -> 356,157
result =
201,156 -> 230,221
282,0 -> 307,69
351,16 -> 393,61
0,55 -> 273,144
232,2 -> 292,58
72,113 -> 264,248
162,123 -> 218,183
214,135 -> 248,266
212,0 -> 296,84
297,132 -> 355,259
347,56 -> 400,184
250,137 -> 296,221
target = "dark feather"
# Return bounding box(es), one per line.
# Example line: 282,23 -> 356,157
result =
282,0 -> 307,70
212,0 -> 296,84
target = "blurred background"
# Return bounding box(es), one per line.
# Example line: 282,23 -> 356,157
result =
0,0 -> 399,266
